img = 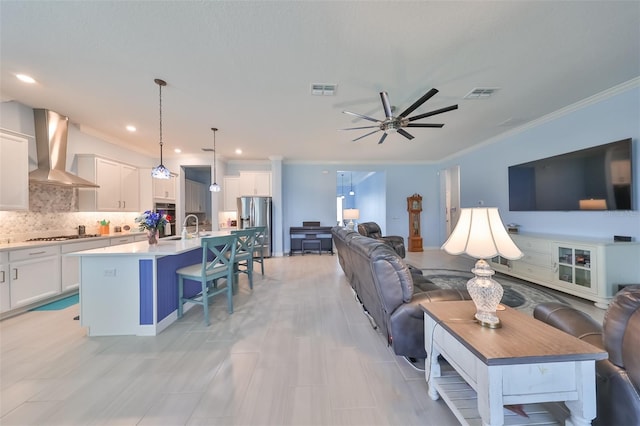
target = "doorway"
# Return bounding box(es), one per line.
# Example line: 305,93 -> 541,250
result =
182,166 -> 212,232
440,165 -> 460,242
336,170 -> 383,229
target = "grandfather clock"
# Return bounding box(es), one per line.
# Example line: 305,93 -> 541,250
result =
407,194 -> 423,252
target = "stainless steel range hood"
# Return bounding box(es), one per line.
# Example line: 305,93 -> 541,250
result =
29,109 -> 99,188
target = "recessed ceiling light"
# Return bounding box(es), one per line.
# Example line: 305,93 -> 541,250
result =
16,74 -> 36,84
235,149 -> 242,155
126,125 -> 136,132
174,148 -> 182,153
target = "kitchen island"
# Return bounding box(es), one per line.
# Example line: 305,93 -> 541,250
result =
70,232 -> 229,336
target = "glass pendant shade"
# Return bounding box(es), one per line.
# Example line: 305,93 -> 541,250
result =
441,207 -> 523,328
209,127 -> 221,192
349,172 -> 355,196
151,164 -> 171,179
152,78 -> 170,179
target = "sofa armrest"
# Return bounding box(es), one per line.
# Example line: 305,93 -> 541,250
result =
387,289 -> 472,358
593,358 -> 640,426
533,302 -> 604,349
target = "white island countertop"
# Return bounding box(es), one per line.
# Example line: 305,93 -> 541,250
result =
69,231 -> 231,257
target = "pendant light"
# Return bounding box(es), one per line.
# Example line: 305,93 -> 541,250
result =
151,78 -> 171,179
209,127 -> 221,192
340,173 -> 345,199
349,172 -> 355,196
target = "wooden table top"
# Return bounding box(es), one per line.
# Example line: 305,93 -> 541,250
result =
421,301 -> 608,366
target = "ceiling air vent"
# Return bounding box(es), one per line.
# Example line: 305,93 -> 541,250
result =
464,87 -> 500,99
311,83 -> 337,96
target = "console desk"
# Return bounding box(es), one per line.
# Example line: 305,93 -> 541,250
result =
289,226 -> 333,255
422,301 -> 607,426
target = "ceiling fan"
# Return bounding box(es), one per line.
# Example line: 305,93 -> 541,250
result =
341,88 -> 458,144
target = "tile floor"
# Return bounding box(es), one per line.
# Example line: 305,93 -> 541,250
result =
0,249 -> 606,425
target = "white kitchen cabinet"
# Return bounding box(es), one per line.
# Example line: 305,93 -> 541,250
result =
7,246 -> 60,309
138,168 -> 153,211
492,233 -> 640,309
223,176 -> 240,211
239,171 -> 271,196
61,239 -> 110,292
77,155 -> 140,212
0,131 -> 29,211
153,173 -> 177,201
185,179 -> 207,213
110,235 -> 135,246
0,252 -> 10,313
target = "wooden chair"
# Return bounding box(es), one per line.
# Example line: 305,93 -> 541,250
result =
231,228 -> 256,290
248,226 -> 266,275
176,234 -> 237,326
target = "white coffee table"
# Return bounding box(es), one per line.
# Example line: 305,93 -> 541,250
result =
421,301 -> 607,426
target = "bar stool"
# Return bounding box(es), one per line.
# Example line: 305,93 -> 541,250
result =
248,226 -> 266,275
176,234 -> 237,326
231,228 -> 256,290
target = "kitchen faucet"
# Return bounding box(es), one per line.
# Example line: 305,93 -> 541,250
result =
182,214 -> 199,239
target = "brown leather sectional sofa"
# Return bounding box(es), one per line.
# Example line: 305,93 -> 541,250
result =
534,285 -> 640,426
332,226 -> 470,359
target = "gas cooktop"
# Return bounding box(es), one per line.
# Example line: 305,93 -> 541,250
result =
26,234 -> 102,242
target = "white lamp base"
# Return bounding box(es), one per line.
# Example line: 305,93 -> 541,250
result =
467,259 -> 503,328
346,220 -> 355,230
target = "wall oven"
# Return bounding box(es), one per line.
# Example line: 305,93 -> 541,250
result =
154,202 -> 176,237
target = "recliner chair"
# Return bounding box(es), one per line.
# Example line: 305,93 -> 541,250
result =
534,285 -> 640,426
357,221 -> 406,258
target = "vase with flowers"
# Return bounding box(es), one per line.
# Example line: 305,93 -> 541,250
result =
135,210 -> 169,245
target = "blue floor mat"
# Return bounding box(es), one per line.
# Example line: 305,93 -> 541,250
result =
30,294 -> 79,311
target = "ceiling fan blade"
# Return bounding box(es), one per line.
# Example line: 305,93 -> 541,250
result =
343,110 -> 380,123
398,88 -> 439,118
378,132 -> 388,144
352,129 -> 381,142
407,104 -> 458,122
397,128 -> 414,140
406,123 -> 445,128
380,91 -> 393,119
340,125 -> 381,130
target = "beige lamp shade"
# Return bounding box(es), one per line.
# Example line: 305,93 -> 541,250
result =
343,209 -> 360,220
441,207 -> 523,260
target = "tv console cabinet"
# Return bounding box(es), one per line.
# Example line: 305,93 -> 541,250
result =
490,232 -> 640,309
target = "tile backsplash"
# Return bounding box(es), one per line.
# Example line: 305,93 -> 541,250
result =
0,184 -> 141,243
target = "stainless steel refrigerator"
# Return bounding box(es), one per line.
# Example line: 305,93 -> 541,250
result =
237,196 -> 272,257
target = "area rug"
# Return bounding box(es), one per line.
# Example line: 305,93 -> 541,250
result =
420,268 -> 568,315
30,294 -> 79,311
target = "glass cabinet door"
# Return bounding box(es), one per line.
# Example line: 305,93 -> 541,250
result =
556,245 -> 593,291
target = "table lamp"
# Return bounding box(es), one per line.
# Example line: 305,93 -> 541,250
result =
441,207 -> 523,328
343,209 -> 360,230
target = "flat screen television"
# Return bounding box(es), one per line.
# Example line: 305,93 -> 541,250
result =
508,138 -> 634,211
